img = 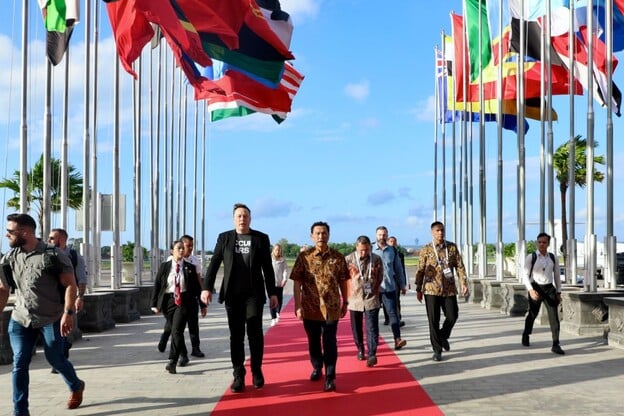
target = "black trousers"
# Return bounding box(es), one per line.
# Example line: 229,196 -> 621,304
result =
225,296 -> 264,377
523,284 -> 560,345
161,299 -> 200,351
163,293 -> 195,361
303,319 -> 338,379
270,287 -> 284,319
424,294 -> 459,353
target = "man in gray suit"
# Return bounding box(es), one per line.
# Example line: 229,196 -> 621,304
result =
201,203 -> 277,393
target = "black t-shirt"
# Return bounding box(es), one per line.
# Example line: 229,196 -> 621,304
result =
230,234 -> 252,298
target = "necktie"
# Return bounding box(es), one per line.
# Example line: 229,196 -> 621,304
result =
174,263 -> 182,306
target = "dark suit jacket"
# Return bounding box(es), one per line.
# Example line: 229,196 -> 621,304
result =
151,260 -> 205,312
203,229 -> 276,304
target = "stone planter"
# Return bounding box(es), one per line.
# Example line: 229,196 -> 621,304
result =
129,285 -> 155,316
604,297 -> 624,349
560,290 -> 624,336
468,277 -> 485,305
500,282 -> 529,316
79,292 -> 116,332
112,288 -> 141,323
481,279 -> 506,310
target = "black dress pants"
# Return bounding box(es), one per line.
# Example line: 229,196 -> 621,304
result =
523,284 -> 560,345
303,319 -> 338,380
225,296 -> 264,377
163,293 -> 193,361
424,294 -> 459,353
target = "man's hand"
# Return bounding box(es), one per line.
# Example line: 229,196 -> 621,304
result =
401,288 -> 407,295
295,307 -> 303,320
75,297 -> 84,312
269,295 -> 278,310
151,307 -> 159,314
200,307 -> 207,317
461,284 -> 469,297
529,289 -> 540,301
60,314 -> 73,337
416,291 -> 423,303
200,290 -> 212,305
340,302 -> 348,318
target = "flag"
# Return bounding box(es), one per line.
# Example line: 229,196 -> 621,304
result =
202,61 -> 304,123
181,0 -> 295,85
39,0 -> 80,65
438,39 -> 529,133
549,7 -> 622,115
464,0 -> 492,82
569,0 -> 624,52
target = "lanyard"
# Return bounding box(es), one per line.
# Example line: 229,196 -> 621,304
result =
356,254 -> 372,281
432,241 -> 449,265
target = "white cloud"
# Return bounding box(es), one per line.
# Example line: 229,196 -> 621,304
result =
281,0 -> 321,22
411,95 -> 436,122
344,80 -> 369,102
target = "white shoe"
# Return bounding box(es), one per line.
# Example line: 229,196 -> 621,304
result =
275,314 -> 280,323
270,318 -> 277,327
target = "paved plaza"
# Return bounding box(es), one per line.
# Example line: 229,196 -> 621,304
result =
1,271 -> 623,415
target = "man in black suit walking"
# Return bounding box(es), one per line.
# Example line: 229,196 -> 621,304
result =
201,203 -> 277,393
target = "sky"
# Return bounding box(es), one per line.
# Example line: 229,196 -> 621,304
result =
1,0 -> 624,254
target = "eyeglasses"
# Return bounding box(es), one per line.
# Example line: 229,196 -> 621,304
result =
6,228 -> 20,235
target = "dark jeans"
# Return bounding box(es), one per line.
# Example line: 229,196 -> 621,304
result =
9,319 -> 82,415
303,319 -> 338,379
424,294 -> 459,353
225,296 -> 264,377
523,284 -> 560,345
270,287 -> 284,319
350,308 -> 380,358
382,287 -> 402,322
380,291 -> 401,340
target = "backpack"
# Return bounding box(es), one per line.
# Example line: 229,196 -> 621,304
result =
528,251 -> 556,280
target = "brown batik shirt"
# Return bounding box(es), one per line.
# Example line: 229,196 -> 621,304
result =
290,246 -> 350,321
415,241 -> 467,297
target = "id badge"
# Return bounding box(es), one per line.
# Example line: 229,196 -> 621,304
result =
443,268 -> 453,279
363,281 -> 372,296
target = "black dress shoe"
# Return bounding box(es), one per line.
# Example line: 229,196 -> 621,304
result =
522,334 -> 530,347
442,338 -> 450,351
432,351 -> 442,362
253,371 -> 265,389
178,355 -> 189,367
51,367 -> 58,374
310,368 -> 322,381
323,378 -> 336,392
366,356 -> 378,367
551,344 -> 565,355
165,360 -> 177,374
357,350 -> 365,361
231,376 -> 245,393
191,349 -> 205,358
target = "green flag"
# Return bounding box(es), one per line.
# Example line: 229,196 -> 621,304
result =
464,0 -> 492,82
39,0 -> 80,65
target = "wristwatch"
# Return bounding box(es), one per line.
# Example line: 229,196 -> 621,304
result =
64,309 -> 75,316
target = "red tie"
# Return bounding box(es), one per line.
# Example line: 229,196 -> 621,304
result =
174,263 -> 182,306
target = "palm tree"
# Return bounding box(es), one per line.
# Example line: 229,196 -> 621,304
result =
0,154 -> 83,236
553,135 -> 604,274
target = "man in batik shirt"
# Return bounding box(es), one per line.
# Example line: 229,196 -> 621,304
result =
291,221 -> 349,393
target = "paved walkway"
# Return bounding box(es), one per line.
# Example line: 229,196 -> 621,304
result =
1,281 -> 623,415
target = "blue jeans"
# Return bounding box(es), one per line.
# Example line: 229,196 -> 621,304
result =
381,291 -> 401,340
9,319 -> 82,414
350,308 -> 380,358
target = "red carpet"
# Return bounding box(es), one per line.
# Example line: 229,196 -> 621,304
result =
211,298 -> 442,416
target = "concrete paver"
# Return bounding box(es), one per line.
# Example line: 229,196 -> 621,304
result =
2,270 -> 623,415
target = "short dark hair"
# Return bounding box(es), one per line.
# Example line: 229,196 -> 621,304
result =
431,221 -> 445,229
375,225 -> 388,233
170,240 -> 182,249
179,234 -> 194,242
536,232 -> 551,242
233,203 -> 250,215
51,228 -> 69,239
355,235 -> 371,245
7,213 -> 37,230
310,221 -> 330,234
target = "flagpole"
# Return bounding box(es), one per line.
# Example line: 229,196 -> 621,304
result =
193,100 -> 199,242
546,0 -> 555,251
92,0 -> 101,287
516,0 -> 527,283
61,48 -> 70,229
112,55 -> 121,289
201,102 -> 207,272
133,57 -> 143,285
182,83 -> 188,234
496,0 -> 504,281
150,36 -> 162,280
163,47 -> 170,248
19,0 -> 28,213
605,0 -> 616,289
567,0 -> 577,286
477,0 -> 487,279
167,53 -> 175,245
585,0 -> 596,292
82,0 -> 92,284
43,60 -> 52,238
539,11 -> 546,233
434,46 -> 439,222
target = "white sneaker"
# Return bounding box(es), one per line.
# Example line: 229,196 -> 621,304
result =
270,318 -> 277,327
276,313 -> 280,323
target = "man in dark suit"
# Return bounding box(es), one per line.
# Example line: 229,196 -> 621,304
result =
201,203 -> 277,393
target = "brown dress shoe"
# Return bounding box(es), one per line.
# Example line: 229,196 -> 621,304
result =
67,380 -> 85,409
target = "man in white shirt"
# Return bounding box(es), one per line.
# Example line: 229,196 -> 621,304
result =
521,232 -> 565,355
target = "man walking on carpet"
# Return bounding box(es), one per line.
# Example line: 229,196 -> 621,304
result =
290,221 -> 350,392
